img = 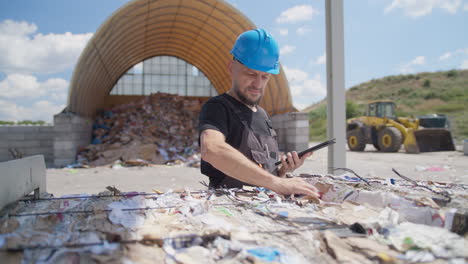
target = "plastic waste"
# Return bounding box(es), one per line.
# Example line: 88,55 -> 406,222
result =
247,247 -> 282,262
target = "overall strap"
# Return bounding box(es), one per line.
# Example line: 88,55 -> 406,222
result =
256,106 -> 276,137
219,95 -> 252,129
256,106 -> 270,122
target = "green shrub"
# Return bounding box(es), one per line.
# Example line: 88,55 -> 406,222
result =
0,120 -> 46,125
346,101 -> 360,119
0,121 -> 15,125
439,87 -> 465,101
400,98 -> 421,107
422,79 -> 431,87
309,118 -> 327,141
423,91 -> 437,100
398,87 -> 411,95
308,106 -> 328,141
16,120 -> 46,125
447,69 -> 458,78
308,105 -> 327,120
454,115 -> 468,140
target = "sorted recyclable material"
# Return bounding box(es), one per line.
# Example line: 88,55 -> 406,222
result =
76,93 -> 204,168
386,222 -> 467,259
1,173 -> 467,263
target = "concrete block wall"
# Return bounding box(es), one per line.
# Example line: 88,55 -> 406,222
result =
271,112 -> 309,152
53,113 -> 93,167
0,125 -> 54,166
271,113 -> 288,150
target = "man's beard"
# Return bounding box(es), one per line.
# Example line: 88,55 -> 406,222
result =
233,82 -> 262,107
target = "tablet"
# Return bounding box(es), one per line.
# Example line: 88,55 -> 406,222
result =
275,138 -> 336,166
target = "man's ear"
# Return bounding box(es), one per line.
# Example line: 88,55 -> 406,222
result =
227,60 -> 233,75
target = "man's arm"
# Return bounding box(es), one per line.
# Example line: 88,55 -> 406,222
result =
200,129 -> 319,197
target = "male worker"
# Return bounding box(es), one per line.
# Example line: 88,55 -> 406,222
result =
198,28 -> 319,197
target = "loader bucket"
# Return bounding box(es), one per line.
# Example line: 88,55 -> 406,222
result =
412,128 -> 455,152
403,129 -> 420,153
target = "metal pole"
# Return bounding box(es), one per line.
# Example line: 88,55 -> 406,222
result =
325,0 -> 346,174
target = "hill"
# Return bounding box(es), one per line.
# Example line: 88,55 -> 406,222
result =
304,69 -> 468,142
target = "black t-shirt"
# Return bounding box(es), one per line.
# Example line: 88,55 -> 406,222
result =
198,93 -> 271,182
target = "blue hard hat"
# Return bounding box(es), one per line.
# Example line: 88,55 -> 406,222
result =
230,28 -> 280,74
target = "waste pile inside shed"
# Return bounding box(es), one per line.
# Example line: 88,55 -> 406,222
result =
75,93 -> 204,168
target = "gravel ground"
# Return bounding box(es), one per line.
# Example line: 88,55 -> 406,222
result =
47,143 -> 468,197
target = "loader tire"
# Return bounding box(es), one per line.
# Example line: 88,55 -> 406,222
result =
347,129 -> 366,151
371,128 -> 380,150
377,127 -> 402,152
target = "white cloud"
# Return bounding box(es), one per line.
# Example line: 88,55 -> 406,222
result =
464,3 -> 468,11
0,19 -> 93,74
439,52 -> 452,61
439,47 -> 468,61
283,66 -> 326,109
440,0 -> 463,13
384,0 -> 434,17
296,26 -> 312,36
276,5 -> 319,24
280,45 -> 296,55
284,67 -> 309,83
461,60 -> 468,69
0,74 -> 68,100
0,99 -> 64,122
316,53 -> 326,65
411,56 -> 426,65
384,0 -> 463,17
279,28 -> 289,36
399,56 -> 426,73
0,19 -> 37,36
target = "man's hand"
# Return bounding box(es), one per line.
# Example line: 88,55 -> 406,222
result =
269,176 -> 319,197
278,151 -> 313,177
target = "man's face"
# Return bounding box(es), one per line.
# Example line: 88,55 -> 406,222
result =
229,59 -> 271,106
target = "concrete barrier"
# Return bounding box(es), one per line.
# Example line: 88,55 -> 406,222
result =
0,155 -> 46,210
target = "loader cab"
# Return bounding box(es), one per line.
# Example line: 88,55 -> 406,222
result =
367,101 -> 396,119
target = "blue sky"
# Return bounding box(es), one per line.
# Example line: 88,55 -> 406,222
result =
0,0 -> 467,122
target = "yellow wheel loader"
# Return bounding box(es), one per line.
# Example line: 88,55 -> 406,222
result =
346,101 -> 455,153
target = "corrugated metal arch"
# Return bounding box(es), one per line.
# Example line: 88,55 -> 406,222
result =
67,0 -> 295,117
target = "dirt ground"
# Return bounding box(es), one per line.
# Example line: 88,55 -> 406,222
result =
47,143 -> 468,197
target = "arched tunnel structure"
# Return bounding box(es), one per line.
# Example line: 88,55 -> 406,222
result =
67,0 -> 295,117
51,0 -> 309,167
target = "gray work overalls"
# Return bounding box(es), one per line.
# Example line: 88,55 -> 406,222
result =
213,96 -> 280,188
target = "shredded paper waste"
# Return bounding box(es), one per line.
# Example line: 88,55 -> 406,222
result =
1,173 -> 467,263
